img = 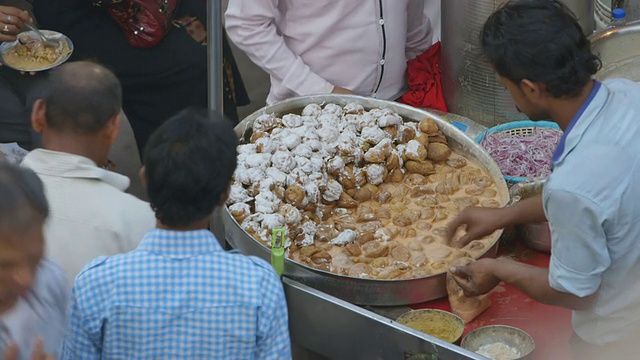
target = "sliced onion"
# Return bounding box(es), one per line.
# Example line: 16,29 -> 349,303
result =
479,127 -> 563,179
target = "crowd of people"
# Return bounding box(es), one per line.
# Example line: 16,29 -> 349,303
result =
1,0 -> 640,359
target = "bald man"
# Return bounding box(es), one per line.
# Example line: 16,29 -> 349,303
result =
21,61 -> 156,286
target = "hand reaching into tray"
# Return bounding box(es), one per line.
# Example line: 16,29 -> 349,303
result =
447,195 -> 548,248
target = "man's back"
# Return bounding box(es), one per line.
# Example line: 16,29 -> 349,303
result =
61,229 -> 290,359
22,149 -> 156,285
544,78 -> 640,344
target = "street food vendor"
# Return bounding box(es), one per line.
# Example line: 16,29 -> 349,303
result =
446,1 -> 640,358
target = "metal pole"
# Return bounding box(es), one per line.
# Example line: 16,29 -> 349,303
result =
207,0 -> 227,245
207,0 -> 224,114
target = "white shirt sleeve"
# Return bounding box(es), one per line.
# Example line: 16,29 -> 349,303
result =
225,0 -> 335,97
405,0 -> 434,60
544,189 -> 611,297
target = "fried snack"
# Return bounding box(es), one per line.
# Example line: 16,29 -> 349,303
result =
427,143 -> 452,162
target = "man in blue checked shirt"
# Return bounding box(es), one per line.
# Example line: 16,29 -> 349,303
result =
446,1 -> 640,359
60,109 -> 292,359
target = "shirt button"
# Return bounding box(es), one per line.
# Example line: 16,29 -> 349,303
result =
379,19 -> 385,25
380,59 -> 385,65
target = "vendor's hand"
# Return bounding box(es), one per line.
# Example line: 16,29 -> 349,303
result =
331,86 -> 354,95
0,6 -> 33,42
3,338 -> 55,360
447,206 -> 506,247
449,258 -> 501,297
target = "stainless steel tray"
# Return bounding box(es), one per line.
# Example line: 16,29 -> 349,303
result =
225,94 -> 509,306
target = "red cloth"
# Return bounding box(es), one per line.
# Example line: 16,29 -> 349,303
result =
397,41 -> 448,112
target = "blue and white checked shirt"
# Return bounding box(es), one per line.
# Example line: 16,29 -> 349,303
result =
60,228 -> 291,359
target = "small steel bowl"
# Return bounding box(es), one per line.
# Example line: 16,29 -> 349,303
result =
396,309 -> 465,344
461,325 -> 535,360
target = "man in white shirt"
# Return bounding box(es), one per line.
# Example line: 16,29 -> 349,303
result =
225,0 -> 434,104
447,1 -> 640,358
21,61 -> 156,286
0,163 -> 67,360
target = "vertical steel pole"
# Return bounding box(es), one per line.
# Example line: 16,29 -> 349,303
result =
207,0 -> 224,114
207,0 -> 227,246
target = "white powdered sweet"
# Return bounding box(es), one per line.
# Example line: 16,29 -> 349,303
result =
227,184 -> 253,204
301,103 -> 322,117
330,230 -> 357,245
405,140 -> 423,158
361,126 -> 389,145
245,153 -> 272,170
237,143 -> 257,155
261,213 -> 286,230
255,137 -> 278,154
364,163 -> 386,185
322,179 -> 343,202
254,191 -> 280,214
326,156 -> 345,175
322,103 -> 343,116
476,342 -> 521,360
279,204 -> 302,225
271,150 -> 297,173
292,144 -> 313,158
265,167 -> 287,186
282,113 -> 304,128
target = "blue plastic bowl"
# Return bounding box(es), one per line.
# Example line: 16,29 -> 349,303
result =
475,121 -> 562,184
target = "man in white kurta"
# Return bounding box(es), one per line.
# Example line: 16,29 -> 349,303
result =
21,61 -> 155,286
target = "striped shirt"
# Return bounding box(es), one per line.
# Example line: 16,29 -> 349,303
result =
60,228 -> 291,359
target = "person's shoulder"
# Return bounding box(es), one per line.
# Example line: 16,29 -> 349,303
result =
602,78 -> 640,91
74,252 -> 134,287
32,258 -> 69,304
221,251 -> 279,279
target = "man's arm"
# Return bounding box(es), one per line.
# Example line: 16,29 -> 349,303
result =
448,195 -> 546,246
451,258 -> 596,310
405,0 -> 433,60
59,284 -> 102,359
225,0 -> 335,98
254,270 -> 291,360
452,189 -> 610,311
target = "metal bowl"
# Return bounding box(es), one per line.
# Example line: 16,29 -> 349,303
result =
591,20 -> 640,82
396,309 -> 465,344
224,94 -> 510,305
461,325 -> 535,360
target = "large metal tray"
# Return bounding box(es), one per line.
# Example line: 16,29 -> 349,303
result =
224,94 -> 509,306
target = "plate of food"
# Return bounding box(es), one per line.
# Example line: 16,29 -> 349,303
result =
0,30 -> 73,72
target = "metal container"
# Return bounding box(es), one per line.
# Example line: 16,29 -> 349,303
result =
461,325 -> 535,360
225,94 -> 509,306
441,1 -> 595,127
591,20 -> 640,81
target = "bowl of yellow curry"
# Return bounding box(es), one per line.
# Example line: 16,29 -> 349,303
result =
396,309 -> 465,344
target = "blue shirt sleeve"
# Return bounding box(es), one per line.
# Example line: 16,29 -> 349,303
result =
544,188 -> 611,297
60,260 -> 109,360
254,269 -> 292,360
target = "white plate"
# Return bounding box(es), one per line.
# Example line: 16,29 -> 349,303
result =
0,30 -> 74,72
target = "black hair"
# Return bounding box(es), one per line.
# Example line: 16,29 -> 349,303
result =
481,0 -> 601,98
143,108 -> 238,228
45,61 -> 122,134
0,163 -> 49,233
